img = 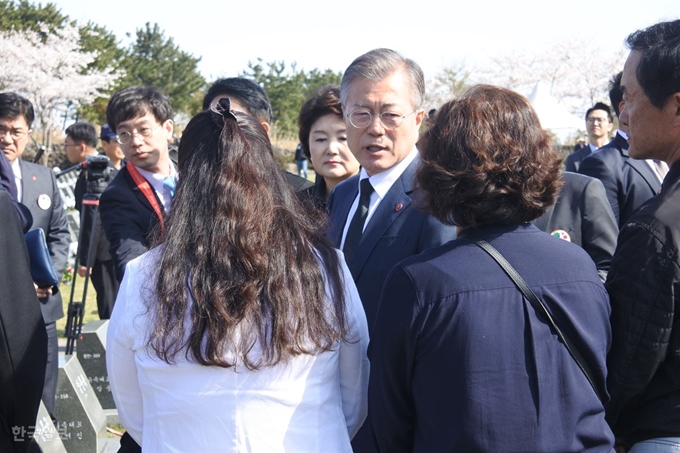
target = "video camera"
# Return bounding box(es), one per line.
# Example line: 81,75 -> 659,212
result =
84,155 -> 114,195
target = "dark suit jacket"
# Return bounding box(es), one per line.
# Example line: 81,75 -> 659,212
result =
326,157 -> 458,331
100,166 -> 165,283
578,132 -> 660,228
0,190 -> 48,451
564,145 -> 593,172
532,172 -> 618,281
20,160 -> 70,324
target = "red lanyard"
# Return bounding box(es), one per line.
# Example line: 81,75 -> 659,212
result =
126,163 -> 166,235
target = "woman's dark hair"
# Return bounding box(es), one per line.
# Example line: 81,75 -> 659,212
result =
149,99 -> 348,369
416,84 -> 562,228
297,85 -> 343,160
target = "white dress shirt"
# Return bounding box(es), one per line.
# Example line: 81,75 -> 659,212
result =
107,248 -> 369,452
135,165 -> 177,213
340,147 -> 418,250
10,158 -> 23,202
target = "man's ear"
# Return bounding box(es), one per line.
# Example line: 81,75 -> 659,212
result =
260,121 -> 271,134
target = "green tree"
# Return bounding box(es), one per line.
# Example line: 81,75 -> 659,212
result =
0,0 -> 66,36
120,22 -> 205,117
242,59 -> 342,138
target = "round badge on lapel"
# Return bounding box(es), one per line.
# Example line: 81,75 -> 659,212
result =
550,229 -> 571,242
395,203 -> 403,212
37,194 -> 52,210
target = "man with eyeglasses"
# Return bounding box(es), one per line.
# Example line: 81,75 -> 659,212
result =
325,48 -> 457,451
565,102 -> 614,172
99,87 -> 177,284
0,92 -> 69,423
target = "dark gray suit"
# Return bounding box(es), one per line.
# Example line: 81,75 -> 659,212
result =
0,190 -> 47,451
578,132 -> 660,228
532,172 -> 618,281
19,159 -> 70,419
564,145 -> 593,173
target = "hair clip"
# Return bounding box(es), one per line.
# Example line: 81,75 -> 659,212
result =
210,97 -> 237,127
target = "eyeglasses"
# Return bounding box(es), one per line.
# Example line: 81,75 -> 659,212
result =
586,117 -> 609,125
116,125 -> 160,145
346,110 -> 418,129
0,126 -> 29,141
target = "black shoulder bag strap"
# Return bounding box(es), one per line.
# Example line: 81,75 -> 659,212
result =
468,237 -> 606,404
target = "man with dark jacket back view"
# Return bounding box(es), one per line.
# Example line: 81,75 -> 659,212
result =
605,19 -> 680,452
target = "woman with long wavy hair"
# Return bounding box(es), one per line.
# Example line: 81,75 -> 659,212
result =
106,98 -> 369,452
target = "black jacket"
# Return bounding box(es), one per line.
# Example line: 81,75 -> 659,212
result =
605,160 -> 680,447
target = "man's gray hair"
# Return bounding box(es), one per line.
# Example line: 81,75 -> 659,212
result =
340,48 -> 425,110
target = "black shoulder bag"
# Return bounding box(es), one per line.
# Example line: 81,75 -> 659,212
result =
467,237 -> 606,404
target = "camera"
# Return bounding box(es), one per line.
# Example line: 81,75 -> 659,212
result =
84,155 -> 114,195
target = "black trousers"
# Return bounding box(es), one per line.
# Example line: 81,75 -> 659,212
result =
42,321 -> 58,421
90,259 -> 119,320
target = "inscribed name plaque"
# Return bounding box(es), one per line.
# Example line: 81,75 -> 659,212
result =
55,354 -> 107,453
78,320 -> 115,409
32,400 -> 67,452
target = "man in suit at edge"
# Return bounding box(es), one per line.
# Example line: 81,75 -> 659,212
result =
99,87 -> 177,284
0,189 -> 48,452
202,77 -> 313,192
565,102 -> 614,172
326,49 -> 458,451
532,171 -> 618,282
578,72 -> 665,228
0,92 -> 69,423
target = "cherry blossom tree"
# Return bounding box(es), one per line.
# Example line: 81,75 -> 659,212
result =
0,22 -> 121,160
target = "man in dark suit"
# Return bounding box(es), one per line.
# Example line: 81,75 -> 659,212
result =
564,102 -> 614,172
66,122 -> 120,319
202,77 -> 313,192
328,49 -> 457,453
578,72 -> 663,228
532,172 -> 618,282
327,49 -> 457,334
0,189 -> 48,451
0,92 -> 70,422
100,87 -> 177,283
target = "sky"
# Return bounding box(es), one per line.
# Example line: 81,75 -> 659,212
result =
50,0 -> 679,82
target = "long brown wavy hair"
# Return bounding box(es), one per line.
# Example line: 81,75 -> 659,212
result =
147,99 -> 348,369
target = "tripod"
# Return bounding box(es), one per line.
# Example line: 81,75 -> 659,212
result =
64,159 -> 112,355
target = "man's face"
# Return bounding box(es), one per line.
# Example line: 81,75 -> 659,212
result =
64,136 -> 84,164
620,50 -> 680,162
343,70 -> 425,176
585,109 -> 612,143
0,115 -> 31,163
101,139 -> 125,162
116,113 -> 173,174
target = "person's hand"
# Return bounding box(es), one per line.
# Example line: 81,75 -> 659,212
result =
78,265 -> 91,278
34,282 -> 53,299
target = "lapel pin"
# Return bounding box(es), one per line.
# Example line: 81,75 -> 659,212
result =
395,203 -> 403,212
32,175 -> 37,181
550,229 -> 571,242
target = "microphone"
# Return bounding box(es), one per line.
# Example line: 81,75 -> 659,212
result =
33,145 -> 46,163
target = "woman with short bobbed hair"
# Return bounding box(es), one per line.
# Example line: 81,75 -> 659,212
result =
368,85 -> 614,452
297,85 -> 360,210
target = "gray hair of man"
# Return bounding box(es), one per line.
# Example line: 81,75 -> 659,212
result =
340,48 -> 426,111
